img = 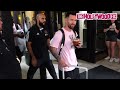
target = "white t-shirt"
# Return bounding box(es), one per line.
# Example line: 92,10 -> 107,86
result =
13,23 -> 25,49
13,23 -> 18,46
50,27 -> 78,71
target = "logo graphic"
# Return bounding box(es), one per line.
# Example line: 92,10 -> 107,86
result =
76,13 -> 117,20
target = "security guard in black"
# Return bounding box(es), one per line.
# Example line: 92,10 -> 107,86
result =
27,24 -> 57,79
28,25 -> 50,65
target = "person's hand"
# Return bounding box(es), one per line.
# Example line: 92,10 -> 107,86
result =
76,42 -> 83,48
58,56 -> 68,67
109,25 -> 112,29
59,60 -> 68,67
18,33 -> 24,38
31,56 -> 37,67
104,28 -> 109,32
73,38 -> 81,47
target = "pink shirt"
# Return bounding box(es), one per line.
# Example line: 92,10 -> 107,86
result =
50,28 -> 78,71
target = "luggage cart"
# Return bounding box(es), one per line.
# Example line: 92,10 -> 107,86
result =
62,65 -> 88,79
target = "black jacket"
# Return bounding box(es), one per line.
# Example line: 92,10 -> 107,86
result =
0,37 -> 21,79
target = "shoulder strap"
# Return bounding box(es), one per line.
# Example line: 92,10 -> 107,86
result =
58,29 -> 78,55
58,28 -> 65,55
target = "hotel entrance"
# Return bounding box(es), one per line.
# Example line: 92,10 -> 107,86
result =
75,11 -> 113,63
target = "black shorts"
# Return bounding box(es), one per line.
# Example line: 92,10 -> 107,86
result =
105,35 -> 117,42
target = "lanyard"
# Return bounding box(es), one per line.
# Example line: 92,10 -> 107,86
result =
2,39 -> 10,51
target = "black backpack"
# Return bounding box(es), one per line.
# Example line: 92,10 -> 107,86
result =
58,28 -> 77,55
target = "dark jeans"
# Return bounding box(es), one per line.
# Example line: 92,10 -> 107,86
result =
27,60 -> 57,79
59,68 -> 80,79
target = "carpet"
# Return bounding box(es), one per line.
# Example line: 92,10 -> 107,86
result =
80,65 -> 120,79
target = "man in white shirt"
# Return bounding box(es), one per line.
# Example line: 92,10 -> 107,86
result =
50,11 -> 82,79
13,22 -> 25,62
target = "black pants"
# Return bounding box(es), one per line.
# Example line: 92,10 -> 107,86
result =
15,46 -> 23,62
59,68 -> 80,79
27,60 -> 57,79
0,72 -> 22,79
0,62 -> 22,79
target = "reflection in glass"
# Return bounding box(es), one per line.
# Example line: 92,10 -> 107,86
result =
95,20 -> 106,53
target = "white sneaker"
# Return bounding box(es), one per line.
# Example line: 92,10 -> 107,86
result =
109,58 -> 115,62
105,56 -> 110,60
114,58 -> 120,63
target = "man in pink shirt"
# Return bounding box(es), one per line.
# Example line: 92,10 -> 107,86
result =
50,11 -> 82,79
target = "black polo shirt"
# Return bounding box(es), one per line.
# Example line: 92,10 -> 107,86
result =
28,24 -> 50,63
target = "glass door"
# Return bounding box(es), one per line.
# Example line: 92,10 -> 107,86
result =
78,11 -> 87,48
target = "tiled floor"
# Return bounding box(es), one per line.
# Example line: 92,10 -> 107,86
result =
20,56 -> 120,79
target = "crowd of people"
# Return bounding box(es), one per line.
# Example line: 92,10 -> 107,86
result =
0,11 -> 82,79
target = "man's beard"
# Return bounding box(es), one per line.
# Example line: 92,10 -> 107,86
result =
68,24 -> 75,29
39,22 -> 45,28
